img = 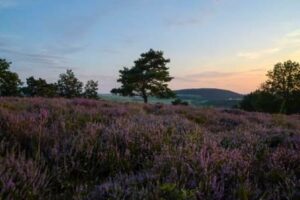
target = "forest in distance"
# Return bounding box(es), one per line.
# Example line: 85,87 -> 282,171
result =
1,49 -> 300,114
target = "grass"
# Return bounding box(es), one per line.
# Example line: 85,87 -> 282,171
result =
0,97 -> 299,199
100,94 -> 241,108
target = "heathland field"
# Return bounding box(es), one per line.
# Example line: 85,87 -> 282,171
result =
0,98 -> 299,199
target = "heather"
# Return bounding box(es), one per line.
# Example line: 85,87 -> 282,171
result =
0,98 -> 299,199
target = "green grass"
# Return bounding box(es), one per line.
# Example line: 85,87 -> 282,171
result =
100,94 -> 241,108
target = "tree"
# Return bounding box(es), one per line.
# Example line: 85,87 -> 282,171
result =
84,80 -> 99,99
0,59 -> 22,96
262,60 -> 300,113
57,69 -> 83,98
22,76 -> 57,97
172,98 -> 189,106
111,49 -> 175,103
239,90 -> 281,113
240,60 -> 300,114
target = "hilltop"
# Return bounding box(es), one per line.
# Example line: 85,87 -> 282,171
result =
101,88 -> 243,108
0,97 -> 299,199
175,88 -> 243,107
175,88 -> 243,100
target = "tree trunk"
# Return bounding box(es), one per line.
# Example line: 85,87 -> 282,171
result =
141,89 -> 148,103
142,95 -> 148,103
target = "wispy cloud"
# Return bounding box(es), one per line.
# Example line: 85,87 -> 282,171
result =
237,48 -> 280,59
176,68 -> 266,83
166,16 -> 210,27
285,29 -> 300,38
0,47 -> 68,68
42,43 -> 87,56
165,1 -> 221,27
79,74 -> 116,81
185,71 -> 234,79
237,28 -> 300,60
279,29 -> 300,46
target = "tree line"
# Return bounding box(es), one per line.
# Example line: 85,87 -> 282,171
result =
1,49 -> 299,113
0,59 -> 99,99
0,49 -> 183,103
239,60 -> 300,114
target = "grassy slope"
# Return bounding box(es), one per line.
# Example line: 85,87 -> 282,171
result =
101,88 -> 243,108
0,98 -> 299,199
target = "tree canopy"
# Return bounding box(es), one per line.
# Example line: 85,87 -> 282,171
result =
111,49 -> 175,103
84,80 -> 99,99
57,69 -> 83,98
0,59 -> 22,96
240,60 -> 300,114
22,76 -> 58,97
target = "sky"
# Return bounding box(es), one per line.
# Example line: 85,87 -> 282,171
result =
1,0 -> 300,94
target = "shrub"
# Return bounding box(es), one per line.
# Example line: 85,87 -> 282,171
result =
0,97 -> 299,199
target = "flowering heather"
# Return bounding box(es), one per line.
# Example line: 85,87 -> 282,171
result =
0,98 -> 299,199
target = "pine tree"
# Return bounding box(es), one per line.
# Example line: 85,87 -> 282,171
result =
111,49 -> 175,103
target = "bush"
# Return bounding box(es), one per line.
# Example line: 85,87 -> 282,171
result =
172,98 -> 189,106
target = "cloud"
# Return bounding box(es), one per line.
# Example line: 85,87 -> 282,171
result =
246,67 -> 266,72
0,47 -> 68,68
185,71 -> 234,78
78,74 -> 116,81
279,29 -> 300,46
285,29 -> 300,38
42,43 -> 88,56
175,71 -> 235,82
237,48 -> 280,59
166,17 -> 209,27
166,9 -> 214,27
174,76 -> 199,82
176,68 -> 266,83
175,71 -> 233,82
101,48 -> 120,55
165,1 -> 220,27
237,29 -> 300,60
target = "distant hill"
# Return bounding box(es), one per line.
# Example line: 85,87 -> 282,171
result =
175,88 -> 243,101
175,88 -> 243,107
101,88 -> 243,108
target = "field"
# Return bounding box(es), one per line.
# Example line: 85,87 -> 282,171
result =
0,98 -> 299,199
100,93 -> 242,108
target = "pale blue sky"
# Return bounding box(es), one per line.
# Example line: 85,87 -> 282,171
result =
1,0 -> 300,93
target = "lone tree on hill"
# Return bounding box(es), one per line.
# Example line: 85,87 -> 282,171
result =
0,59 -> 21,96
111,49 -> 175,103
84,80 -> 99,99
57,69 -> 83,98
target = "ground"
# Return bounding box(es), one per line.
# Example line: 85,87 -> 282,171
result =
0,98 -> 299,199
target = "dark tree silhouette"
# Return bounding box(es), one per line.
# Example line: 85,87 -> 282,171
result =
240,60 -> 300,114
239,90 -> 281,113
262,60 -> 300,113
22,76 -> 57,97
0,59 -> 21,96
84,80 -> 99,99
111,49 -> 175,103
57,69 -> 83,98
172,98 -> 189,106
